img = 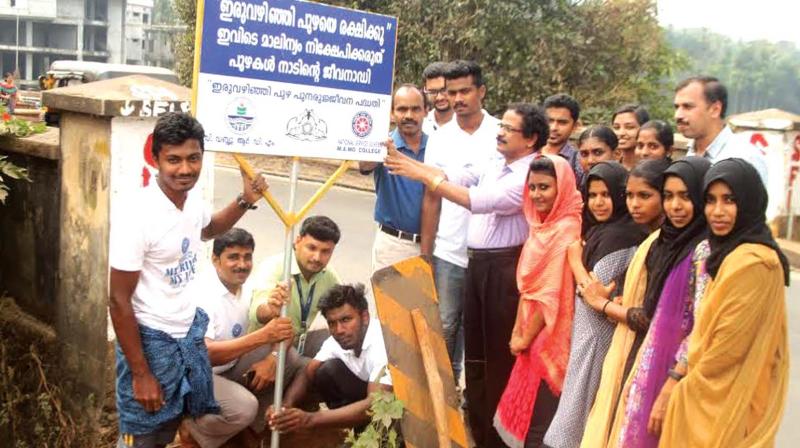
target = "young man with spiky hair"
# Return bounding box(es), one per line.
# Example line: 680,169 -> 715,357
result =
109,112 -> 266,448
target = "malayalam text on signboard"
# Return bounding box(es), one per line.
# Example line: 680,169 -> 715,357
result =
195,0 -> 398,161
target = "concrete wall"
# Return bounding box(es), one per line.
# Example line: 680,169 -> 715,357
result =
0,131 -> 60,324
55,111 -> 111,413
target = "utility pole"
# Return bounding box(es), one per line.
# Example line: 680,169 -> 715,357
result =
15,1 -> 20,76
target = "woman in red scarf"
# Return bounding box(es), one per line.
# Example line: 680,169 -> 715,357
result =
494,154 -> 583,447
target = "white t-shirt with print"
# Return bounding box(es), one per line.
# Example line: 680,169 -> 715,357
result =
193,271 -> 253,373
424,110 -> 501,268
314,319 -> 392,386
110,183 -> 211,339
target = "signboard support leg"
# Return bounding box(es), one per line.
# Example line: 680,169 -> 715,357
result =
411,309 -> 450,447
268,157 -> 301,448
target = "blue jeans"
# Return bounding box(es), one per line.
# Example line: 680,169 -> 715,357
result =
433,256 -> 465,379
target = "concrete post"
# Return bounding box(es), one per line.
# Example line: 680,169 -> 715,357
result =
41,75 -> 210,416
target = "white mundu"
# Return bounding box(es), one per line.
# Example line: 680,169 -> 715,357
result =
424,110 -> 501,268
110,184 -> 211,338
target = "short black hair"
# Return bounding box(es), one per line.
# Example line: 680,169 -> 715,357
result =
444,60 -> 484,88
212,227 -> 255,257
529,155 -> 557,178
318,283 -> 368,317
675,76 -> 728,118
422,61 -> 449,81
612,104 -> 650,126
152,112 -> 205,158
578,125 -> 618,150
507,102 -> 549,151
639,120 -> 674,149
543,93 -> 580,122
299,215 -> 341,244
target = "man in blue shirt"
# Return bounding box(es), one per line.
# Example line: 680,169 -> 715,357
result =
360,84 -> 428,271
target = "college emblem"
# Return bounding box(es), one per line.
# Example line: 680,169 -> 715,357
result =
225,98 -> 256,134
232,323 -> 243,338
351,111 -> 373,138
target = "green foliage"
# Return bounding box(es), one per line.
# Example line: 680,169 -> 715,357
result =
344,389 -> 404,448
172,0 -> 685,121
173,0 -> 198,86
0,105 -> 39,205
666,28 -> 800,115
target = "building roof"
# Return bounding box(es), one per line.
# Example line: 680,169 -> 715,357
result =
728,108 -> 800,131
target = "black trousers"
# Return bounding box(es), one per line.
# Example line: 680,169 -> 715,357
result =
313,358 -> 368,410
526,381 -> 560,448
464,246 -> 522,448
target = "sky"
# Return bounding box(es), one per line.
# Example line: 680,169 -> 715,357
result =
657,0 -> 800,45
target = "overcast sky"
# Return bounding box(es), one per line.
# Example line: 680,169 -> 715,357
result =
658,0 -> 800,45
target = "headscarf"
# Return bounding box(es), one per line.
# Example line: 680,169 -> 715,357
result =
495,155 -> 583,447
642,156 -> 712,318
703,158 -> 790,285
581,161 -> 649,269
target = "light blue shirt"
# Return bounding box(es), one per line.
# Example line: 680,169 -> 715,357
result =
687,125 -> 768,185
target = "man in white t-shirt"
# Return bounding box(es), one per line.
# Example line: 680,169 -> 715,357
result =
421,61 -> 454,135
182,228 -> 296,447
267,284 -> 392,434
420,60 -> 500,381
109,113 -> 267,448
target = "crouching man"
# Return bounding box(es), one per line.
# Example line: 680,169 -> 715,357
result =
268,284 -> 392,433
182,228 -> 299,447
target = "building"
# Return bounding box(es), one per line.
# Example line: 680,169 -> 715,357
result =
124,0 -> 183,68
0,0 -> 125,84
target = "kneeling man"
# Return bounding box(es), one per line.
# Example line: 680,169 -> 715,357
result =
184,228 -> 298,447
268,284 -> 392,432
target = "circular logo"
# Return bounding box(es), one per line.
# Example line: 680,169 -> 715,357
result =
351,111 -> 373,138
225,97 -> 256,134
181,237 -> 190,254
232,323 -> 243,338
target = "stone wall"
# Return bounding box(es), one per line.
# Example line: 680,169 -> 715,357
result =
0,128 -> 60,324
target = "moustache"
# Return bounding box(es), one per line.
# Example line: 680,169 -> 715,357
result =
676,119 -> 688,125
233,269 -> 250,274
400,120 -> 418,126
454,102 -> 467,108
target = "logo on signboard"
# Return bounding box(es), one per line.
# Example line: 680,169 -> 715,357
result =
286,109 -> 328,141
226,98 -> 256,134
351,111 -> 373,138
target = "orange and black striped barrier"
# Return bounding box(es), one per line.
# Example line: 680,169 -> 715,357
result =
372,256 -> 468,448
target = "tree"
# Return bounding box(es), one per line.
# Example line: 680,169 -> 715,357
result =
666,28 -> 800,115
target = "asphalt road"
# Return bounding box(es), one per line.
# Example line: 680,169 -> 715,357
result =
214,166 -> 799,446
214,166 -> 376,285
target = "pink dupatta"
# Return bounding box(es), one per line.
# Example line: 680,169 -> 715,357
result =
494,155 -> 583,447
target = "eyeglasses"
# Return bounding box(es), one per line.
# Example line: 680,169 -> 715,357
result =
498,123 -> 524,133
423,88 -> 446,96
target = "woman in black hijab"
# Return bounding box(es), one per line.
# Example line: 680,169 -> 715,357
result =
659,158 -> 789,446
544,162 -> 648,448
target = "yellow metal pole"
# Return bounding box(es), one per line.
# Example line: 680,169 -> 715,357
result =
233,154 -> 291,227
292,160 -> 352,225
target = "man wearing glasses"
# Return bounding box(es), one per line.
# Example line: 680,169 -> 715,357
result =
421,61 -> 454,134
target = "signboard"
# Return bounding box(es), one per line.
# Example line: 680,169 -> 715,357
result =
194,0 -> 398,161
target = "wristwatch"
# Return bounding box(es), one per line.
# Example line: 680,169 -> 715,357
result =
236,193 -> 257,210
